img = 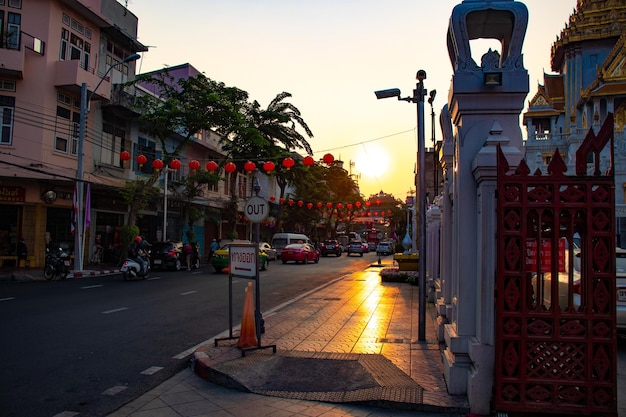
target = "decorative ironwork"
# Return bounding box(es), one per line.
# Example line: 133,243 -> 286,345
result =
495,114 -> 617,415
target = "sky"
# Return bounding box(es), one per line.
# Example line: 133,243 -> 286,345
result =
124,0 -> 577,200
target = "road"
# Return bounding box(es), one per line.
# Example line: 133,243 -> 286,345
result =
0,252 -> 377,417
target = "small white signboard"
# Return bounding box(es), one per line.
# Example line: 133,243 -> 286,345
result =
229,244 -> 257,278
244,196 -> 269,223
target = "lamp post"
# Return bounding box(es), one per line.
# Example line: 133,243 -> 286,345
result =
375,69 -> 428,340
75,53 -> 141,271
428,90 -> 438,197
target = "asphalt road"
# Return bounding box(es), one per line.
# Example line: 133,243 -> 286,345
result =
0,252 -> 378,417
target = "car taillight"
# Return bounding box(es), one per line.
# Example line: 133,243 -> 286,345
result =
168,250 -> 177,256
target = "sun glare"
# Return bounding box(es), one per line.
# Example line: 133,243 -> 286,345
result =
354,144 -> 390,179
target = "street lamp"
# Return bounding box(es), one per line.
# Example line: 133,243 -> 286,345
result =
374,69 -> 428,341
428,89 -> 438,197
75,53 -> 141,271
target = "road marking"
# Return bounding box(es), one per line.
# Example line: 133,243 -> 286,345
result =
81,284 -> 103,289
101,385 -> 127,396
102,307 -> 128,314
180,291 -> 197,296
0,297 -> 16,302
147,277 -> 160,280
52,411 -> 79,417
140,366 -> 164,375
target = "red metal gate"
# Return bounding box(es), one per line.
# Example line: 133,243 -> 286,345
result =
495,114 -> 617,416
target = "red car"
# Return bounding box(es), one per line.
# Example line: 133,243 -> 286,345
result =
281,243 -> 320,264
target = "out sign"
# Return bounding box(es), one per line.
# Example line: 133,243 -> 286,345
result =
244,196 -> 269,223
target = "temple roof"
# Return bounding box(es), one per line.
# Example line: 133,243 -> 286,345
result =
551,0 -> 626,72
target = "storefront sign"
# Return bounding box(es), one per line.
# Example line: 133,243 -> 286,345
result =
0,186 -> 25,203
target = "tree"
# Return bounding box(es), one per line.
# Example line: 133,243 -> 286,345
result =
122,72 -> 246,226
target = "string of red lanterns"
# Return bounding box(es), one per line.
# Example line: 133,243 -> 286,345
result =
122,153 -> 336,173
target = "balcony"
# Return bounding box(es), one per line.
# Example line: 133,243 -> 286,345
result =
54,60 -> 111,99
0,47 -> 25,79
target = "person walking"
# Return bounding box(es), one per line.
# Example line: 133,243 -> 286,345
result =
184,242 -> 193,271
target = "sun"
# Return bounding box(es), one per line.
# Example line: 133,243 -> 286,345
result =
354,144 -> 390,179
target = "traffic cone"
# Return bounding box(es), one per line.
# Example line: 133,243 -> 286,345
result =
237,282 -> 258,348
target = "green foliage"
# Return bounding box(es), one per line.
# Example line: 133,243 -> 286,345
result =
121,225 -> 140,263
379,268 -> 419,283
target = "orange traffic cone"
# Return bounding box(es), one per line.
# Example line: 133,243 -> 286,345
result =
237,282 -> 258,348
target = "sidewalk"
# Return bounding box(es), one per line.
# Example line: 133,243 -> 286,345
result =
108,264 -> 470,417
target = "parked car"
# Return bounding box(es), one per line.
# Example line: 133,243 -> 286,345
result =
281,243 -> 320,264
320,239 -> 342,257
347,240 -> 364,257
150,241 -> 183,271
368,242 -> 376,251
376,241 -> 394,256
259,242 -> 277,261
211,240 -> 268,273
362,242 -> 370,253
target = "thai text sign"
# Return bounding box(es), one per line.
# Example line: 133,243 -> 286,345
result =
229,244 -> 257,278
0,186 -> 25,203
526,238 -> 565,272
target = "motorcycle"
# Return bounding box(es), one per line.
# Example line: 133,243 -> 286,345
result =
44,248 -> 71,281
120,253 -> 150,280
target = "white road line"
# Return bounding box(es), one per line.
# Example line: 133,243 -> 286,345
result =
81,284 -> 103,289
52,411 -> 79,417
102,307 -> 129,314
180,291 -> 197,296
101,385 -> 127,396
140,366 -> 164,375
0,297 -> 16,302
147,277 -> 160,280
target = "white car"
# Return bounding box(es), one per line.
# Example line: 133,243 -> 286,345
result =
259,242 -> 277,261
376,241 -> 394,256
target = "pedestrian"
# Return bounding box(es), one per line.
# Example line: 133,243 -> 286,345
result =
209,238 -> 218,261
184,242 -> 193,271
17,238 -> 28,267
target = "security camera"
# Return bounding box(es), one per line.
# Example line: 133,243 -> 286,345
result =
416,70 -> 427,81
374,88 -> 401,99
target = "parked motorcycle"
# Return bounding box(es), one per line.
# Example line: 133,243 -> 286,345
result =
120,254 -> 150,280
44,247 -> 71,281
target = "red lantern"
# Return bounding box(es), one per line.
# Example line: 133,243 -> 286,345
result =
224,162 -> 236,173
189,160 -> 200,171
244,161 -> 256,173
316,202 -> 323,209
355,201 -> 362,208
374,211 -> 379,216
269,196 -> 276,202
282,157 -> 295,170
169,159 -> 182,171
376,199 -> 381,205
326,202 -> 332,208
347,203 -> 353,210
297,200 -> 303,207
120,150 -> 131,161
388,210 -> 392,215
151,159 -> 164,170
288,199 -> 294,206
303,155 -> 314,167
307,202 -> 313,209
206,161 -> 218,172
279,197 -> 285,204
336,203 -> 343,209
365,201 -> 371,207
136,154 -> 147,167
322,153 -> 334,164
263,161 -> 275,173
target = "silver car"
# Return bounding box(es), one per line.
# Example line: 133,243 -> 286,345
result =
259,242 -> 277,261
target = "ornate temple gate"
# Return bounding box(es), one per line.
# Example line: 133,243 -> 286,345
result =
495,115 -> 618,416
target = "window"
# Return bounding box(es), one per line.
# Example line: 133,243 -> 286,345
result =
0,80 -> 16,92
6,12 -> 20,49
0,95 -> 15,145
101,124 -> 125,167
133,137 -> 159,174
54,105 -> 78,154
237,174 -> 248,198
59,28 -> 68,60
59,16 -> 91,70
8,0 -> 21,8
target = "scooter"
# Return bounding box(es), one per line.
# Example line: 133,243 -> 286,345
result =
120,254 -> 150,280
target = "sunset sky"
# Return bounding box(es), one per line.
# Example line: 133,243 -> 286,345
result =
125,0 -> 577,200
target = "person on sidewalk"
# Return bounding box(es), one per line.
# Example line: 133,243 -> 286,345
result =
209,239 -> 218,261
184,242 -> 193,271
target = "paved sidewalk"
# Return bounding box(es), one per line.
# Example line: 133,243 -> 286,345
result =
108,265 -> 470,417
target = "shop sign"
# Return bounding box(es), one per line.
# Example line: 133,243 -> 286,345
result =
526,238 -> 565,272
0,186 -> 25,203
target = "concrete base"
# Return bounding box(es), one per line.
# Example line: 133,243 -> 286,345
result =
467,338 -> 494,416
443,324 -> 470,395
